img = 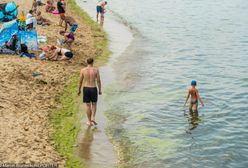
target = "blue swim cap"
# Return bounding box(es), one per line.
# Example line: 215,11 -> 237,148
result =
191,80 -> 197,86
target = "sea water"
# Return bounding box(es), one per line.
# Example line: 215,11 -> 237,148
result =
79,0 -> 248,167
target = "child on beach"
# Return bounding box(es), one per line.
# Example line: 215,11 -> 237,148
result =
36,11 -> 51,26
58,30 -> 75,49
184,80 -> 204,113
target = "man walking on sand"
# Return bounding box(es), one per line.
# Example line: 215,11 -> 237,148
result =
78,57 -> 102,126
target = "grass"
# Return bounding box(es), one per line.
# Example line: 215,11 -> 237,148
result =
67,0 -> 111,66
50,0 -> 110,167
50,74 -> 84,168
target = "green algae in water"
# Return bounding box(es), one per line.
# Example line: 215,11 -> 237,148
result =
145,137 -> 178,159
134,126 -> 159,136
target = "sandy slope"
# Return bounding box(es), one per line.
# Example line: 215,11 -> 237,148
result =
0,0 -> 98,166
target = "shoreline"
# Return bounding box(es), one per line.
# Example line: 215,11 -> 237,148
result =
75,0 -> 134,167
50,0 -> 112,167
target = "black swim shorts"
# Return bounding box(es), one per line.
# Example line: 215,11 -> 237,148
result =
83,87 -> 98,103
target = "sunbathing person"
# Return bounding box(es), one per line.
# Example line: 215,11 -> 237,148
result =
58,30 -> 75,49
36,11 -> 51,25
50,45 -> 74,61
45,0 -> 55,13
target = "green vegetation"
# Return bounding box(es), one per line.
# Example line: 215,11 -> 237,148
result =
50,74 -> 83,168
67,0 -> 111,66
50,1 -> 110,167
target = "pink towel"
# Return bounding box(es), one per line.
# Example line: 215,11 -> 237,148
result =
52,10 -> 59,14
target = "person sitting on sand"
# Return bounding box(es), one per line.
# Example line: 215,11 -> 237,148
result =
58,30 -> 75,49
45,0 -> 55,13
26,10 -> 37,30
4,34 -> 18,52
26,10 -> 33,20
20,43 -> 36,59
78,57 -> 102,126
184,80 -> 204,113
36,11 -> 51,25
32,0 -> 38,13
62,16 -> 78,33
50,45 -> 74,61
96,0 -> 107,26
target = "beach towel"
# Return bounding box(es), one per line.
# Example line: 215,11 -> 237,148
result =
18,30 -> 38,51
0,2 -> 18,22
52,10 -> 59,14
38,35 -> 47,44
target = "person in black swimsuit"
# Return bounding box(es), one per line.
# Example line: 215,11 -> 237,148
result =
184,80 -> 204,113
78,57 -> 102,126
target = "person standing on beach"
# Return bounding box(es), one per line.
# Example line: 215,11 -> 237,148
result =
62,16 -> 78,33
184,80 -> 204,113
78,57 -> 102,126
96,0 -> 107,26
57,0 -> 65,26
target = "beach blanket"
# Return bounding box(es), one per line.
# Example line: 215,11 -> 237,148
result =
0,2 -> 18,22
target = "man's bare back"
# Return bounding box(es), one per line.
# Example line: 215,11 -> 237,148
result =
81,66 -> 99,87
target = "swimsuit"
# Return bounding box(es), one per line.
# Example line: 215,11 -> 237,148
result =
96,6 -> 103,13
66,32 -> 75,40
57,1 -> 65,14
83,87 -> 98,103
191,99 -> 198,105
70,23 -> 78,33
190,91 -> 198,105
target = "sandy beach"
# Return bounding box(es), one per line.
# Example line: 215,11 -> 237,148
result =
0,0 -> 106,166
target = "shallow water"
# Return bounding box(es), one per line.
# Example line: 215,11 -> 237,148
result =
104,0 -> 248,167
79,0 -> 248,167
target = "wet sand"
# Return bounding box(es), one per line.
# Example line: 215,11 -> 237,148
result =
75,0 -> 133,167
0,0 -> 102,166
